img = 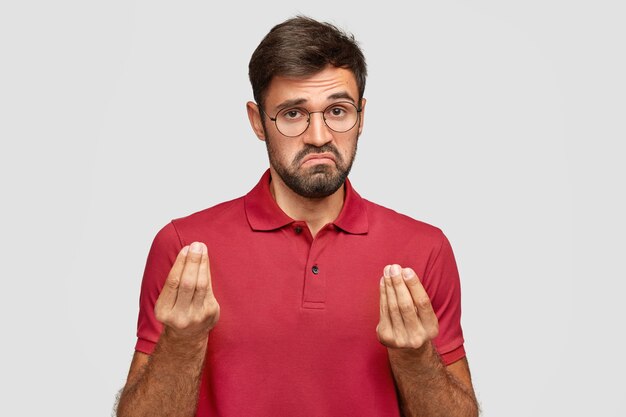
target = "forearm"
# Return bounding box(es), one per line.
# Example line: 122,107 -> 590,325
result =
389,343 -> 478,417
117,331 -> 208,417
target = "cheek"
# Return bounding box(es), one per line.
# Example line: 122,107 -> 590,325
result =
268,138 -> 298,163
340,137 -> 358,159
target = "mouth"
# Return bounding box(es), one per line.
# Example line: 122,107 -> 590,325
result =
300,152 -> 337,167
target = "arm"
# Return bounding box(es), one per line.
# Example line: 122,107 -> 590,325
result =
377,265 -> 478,417
117,242 -> 220,417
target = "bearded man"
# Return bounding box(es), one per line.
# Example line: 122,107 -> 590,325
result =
117,16 -> 479,417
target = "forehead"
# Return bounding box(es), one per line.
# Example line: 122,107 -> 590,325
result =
264,66 -> 359,110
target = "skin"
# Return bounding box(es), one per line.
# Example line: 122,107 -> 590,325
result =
116,242 -> 219,417
246,66 -> 365,236
378,264 -> 479,417
117,65 -> 478,417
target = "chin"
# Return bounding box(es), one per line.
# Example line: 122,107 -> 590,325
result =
305,164 -> 336,175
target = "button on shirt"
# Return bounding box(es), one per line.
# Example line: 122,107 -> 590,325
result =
136,169 -> 465,417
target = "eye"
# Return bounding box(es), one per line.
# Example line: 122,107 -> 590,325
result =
280,108 -> 306,121
325,105 -> 349,118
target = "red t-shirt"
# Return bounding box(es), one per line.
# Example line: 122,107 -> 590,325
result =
136,170 -> 465,417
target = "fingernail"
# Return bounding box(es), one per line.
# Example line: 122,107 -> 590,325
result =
181,246 -> 190,255
402,268 -> 413,280
383,265 -> 391,278
390,264 -> 401,276
190,242 -> 202,254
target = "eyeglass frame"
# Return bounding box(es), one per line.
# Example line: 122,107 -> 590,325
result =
258,101 -> 363,137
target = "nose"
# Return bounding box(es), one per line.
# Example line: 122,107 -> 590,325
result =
303,111 -> 333,147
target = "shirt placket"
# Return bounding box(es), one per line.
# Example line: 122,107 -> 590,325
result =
293,222 -> 333,310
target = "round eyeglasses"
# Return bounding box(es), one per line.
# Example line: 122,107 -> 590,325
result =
260,101 -> 362,137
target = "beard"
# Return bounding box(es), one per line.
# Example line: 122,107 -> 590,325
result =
264,132 -> 358,199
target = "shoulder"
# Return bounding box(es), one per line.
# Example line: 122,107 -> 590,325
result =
362,198 -> 446,245
166,196 -> 246,243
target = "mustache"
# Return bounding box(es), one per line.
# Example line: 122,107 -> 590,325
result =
293,144 -> 342,165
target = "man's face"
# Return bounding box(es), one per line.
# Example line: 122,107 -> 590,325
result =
250,65 -> 365,199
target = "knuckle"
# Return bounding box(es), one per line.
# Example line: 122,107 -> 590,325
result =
204,298 -> 220,317
409,335 -> 424,349
377,332 -> 392,346
179,279 -> 196,292
394,334 -> 407,347
376,324 -> 390,337
172,316 -> 191,330
187,252 -> 202,264
155,309 -> 168,324
167,316 -> 181,328
399,302 -> 414,314
195,279 -> 209,292
207,300 -> 220,316
192,312 -> 206,325
416,297 -> 432,310
206,304 -> 220,328
165,277 -> 180,289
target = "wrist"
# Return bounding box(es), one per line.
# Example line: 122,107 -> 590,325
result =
388,341 -> 443,374
160,327 -> 209,354
388,340 -> 431,359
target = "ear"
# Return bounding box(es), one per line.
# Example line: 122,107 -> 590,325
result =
357,97 -> 366,136
246,101 -> 266,141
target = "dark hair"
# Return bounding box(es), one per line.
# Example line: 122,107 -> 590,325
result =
249,16 -> 367,107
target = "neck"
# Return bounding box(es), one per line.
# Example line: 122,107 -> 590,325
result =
269,167 -> 345,237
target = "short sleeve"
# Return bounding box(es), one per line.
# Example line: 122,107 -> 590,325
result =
135,222 -> 183,354
423,232 -> 466,365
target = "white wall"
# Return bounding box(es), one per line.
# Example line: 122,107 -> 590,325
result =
1,1 -> 624,416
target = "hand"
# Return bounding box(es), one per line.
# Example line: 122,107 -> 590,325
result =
376,264 -> 439,351
155,242 -> 220,343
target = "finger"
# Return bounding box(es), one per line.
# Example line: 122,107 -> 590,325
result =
378,276 -> 392,332
402,267 -> 439,334
205,247 -> 215,296
157,246 -> 189,310
384,265 -> 407,340
173,241 -> 205,310
192,244 -> 210,310
389,264 -> 421,333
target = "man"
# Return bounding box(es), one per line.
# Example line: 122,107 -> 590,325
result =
117,16 -> 479,417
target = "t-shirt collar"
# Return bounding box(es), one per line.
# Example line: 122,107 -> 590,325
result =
243,169 -> 368,234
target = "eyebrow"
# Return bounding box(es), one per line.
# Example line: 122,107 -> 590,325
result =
327,91 -> 356,103
273,91 -> 357,111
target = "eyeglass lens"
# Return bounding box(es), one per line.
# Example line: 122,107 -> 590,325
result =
274,102 -> 359,137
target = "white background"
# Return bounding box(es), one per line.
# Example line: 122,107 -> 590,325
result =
1,1 -> 624,416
